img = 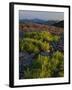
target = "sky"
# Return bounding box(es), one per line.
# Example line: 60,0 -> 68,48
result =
19,10 -> 64,21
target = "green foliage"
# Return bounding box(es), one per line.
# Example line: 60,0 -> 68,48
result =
51,51 -> 64,77
23,51 -> 64,78
23,31 -> 60,42
24,67 -> 32,79
20,37 -> 50,53
19,31 -> 64,79
20,31 -> 60,53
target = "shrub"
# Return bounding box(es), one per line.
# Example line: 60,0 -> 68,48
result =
23,51 -> 64,78
19,31 -> 64,78
51,51 -> 64,77
20,37 -> 50,53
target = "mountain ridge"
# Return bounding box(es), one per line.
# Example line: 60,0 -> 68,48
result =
19,19 -> 59,25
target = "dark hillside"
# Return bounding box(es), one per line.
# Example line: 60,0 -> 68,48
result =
53,20 -> 64,28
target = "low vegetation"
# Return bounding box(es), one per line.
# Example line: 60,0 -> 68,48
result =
24,51 -> 64,79
19,31 -> 64,79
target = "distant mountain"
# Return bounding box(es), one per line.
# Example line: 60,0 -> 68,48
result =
19,19 -> 45,24
53,20 -> 64,28
19,19 -> 59,25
